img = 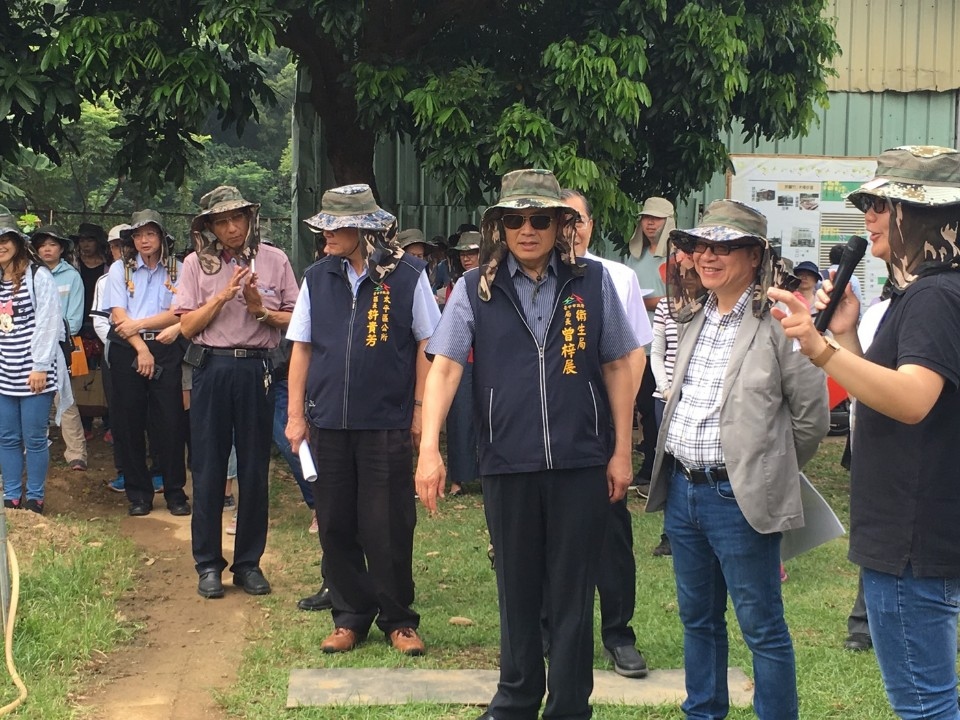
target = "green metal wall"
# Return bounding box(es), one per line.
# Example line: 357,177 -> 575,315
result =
677,90 -> 958,227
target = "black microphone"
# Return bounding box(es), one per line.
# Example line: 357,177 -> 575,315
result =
814,235 -> 868,333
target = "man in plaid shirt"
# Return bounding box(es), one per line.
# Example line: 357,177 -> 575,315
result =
644,200 -> 828,720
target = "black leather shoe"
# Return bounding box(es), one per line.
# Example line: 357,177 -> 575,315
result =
198,571 -> 224,599
233,568 -> 272,595
297,584 -> 332,611
844,632 -> 872,651
128,502 -> 152,517
167,501 -> 191,516
604,644 -> 649,678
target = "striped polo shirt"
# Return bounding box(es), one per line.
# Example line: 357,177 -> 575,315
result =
0,279 -> 57,396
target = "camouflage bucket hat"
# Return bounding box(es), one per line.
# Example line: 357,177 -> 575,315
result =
452,230 -> 481,251
847,146 -> 960,210
666,201 -> 798,322
194,185 -> 259,218
480,169 -> 577,224
0,206 -> 26,241
304,184 -> 396,232
669,199 -> 768,251
120,209 -> 167,241
477,169 -> 580,302
191,185 -> 262,275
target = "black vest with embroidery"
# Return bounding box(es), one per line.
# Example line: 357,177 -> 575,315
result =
304,255 -> 425,430
467,254 -> 611,475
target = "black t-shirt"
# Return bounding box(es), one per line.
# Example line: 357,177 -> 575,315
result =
849,271 -> 960,577
79,261 -> 106,325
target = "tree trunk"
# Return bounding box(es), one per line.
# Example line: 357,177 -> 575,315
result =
322,113 -> 380,200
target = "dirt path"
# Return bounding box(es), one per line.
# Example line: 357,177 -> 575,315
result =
45,433 -> 271,719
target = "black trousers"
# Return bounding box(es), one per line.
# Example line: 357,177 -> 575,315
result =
108,341 -> 186,507
597,497 -> 637,649
636,360 -> 658,474
311,427 -> 418,636
190,355 -> 274,575
102,356 -> 162,474
484,467 -> 609,720
848,569 -> 869,636
542,497 -> 637,651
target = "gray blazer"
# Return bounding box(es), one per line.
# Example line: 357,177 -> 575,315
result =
645,307 -> 829,534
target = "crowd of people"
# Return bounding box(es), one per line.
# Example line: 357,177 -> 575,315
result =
1,144 -> 958,720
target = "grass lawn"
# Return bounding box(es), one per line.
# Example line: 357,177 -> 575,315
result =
0,516 -> 137,718
222,438 -> 898,719
1,439 -> 896,718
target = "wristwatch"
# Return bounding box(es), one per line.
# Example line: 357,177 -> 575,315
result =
809,335 -> 841,368
255,308 -> 271,323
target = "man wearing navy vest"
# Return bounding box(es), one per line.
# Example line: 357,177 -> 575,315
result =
286,185 -> 440,656
416,169 -> 638,720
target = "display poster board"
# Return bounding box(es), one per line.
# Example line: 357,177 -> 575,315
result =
727,155 -> 888,304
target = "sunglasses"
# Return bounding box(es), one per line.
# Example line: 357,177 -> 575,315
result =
691,240 -> 757,256
501,214 -> 554,231
852,195 -> 888,214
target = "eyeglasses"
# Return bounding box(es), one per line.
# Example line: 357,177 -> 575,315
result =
212,211 -> 248,229
501,214 -> 554,231
852,195 -> 888,214
691,241 -> 756,256
132,229 -> 161,240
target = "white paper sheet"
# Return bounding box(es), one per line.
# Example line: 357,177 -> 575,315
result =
298,441 -> 317,483
781,472 -> 845,561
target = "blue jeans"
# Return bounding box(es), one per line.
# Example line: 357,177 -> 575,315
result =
863,566 -> 960,720
272,379 -> 311,508
0,392 -> 55,502
664,468 -> 797,719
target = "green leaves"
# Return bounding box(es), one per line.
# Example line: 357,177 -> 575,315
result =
1,0 -> 839,243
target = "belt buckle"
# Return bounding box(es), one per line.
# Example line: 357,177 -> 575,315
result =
141,332 -> 156,341
234,348 -> 248,358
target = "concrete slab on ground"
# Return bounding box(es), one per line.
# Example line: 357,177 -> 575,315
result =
287,668 -> 753,708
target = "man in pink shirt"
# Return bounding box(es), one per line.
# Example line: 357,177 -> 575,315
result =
175,186 -> 299,599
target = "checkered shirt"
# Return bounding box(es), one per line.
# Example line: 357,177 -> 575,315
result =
664,286 -> 752,469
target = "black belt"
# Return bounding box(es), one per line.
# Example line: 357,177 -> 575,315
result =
669,454 -> 729,484
205,347 -> 271,359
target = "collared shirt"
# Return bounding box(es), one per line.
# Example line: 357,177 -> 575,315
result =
428,252 -> 638,365
103,255 -> 179,319
621,247 -> 666,353
175,243 -> 299,349
286,260 -> 440,343
584,250 -> 653,346
664,286 -> 751,468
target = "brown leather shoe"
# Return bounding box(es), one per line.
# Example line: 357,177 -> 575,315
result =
389,627 -> 425,656
321,627 -> 361,654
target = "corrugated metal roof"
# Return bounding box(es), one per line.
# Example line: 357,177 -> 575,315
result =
827,0 -> 960,92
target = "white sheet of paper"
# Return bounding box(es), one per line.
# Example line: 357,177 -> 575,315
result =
780,472 -> 845,561
298,441 -> 318,483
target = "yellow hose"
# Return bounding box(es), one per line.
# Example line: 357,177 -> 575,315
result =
0,540 -> 27,715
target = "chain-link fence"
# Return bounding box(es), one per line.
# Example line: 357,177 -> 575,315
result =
8,209 -> 294,257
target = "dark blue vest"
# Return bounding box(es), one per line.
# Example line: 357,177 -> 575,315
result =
467,254 -> 612,475
304,255 -> 425,430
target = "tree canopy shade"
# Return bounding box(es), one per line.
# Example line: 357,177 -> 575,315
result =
2,0 -> 839,243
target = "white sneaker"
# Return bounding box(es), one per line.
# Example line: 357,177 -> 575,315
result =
226,512 -> 237,536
